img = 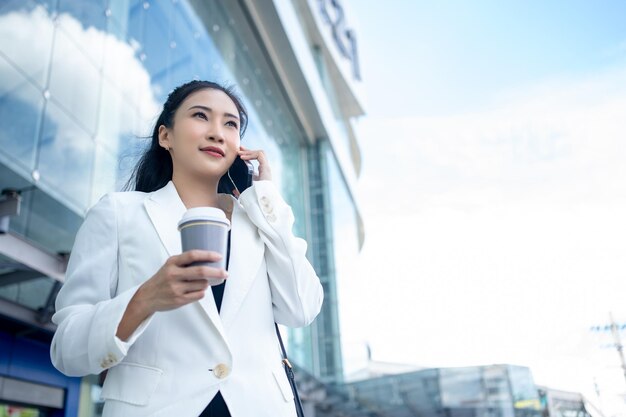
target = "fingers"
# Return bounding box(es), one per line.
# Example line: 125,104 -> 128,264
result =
148,251 -> 229,312
183,265 -> 228,281
238,148 -> 267,164
182,288 -> 209,302
168,251 -> 228,281
173,250 -> 223,267
238,147 -> 272,181
180,279 -> 210,294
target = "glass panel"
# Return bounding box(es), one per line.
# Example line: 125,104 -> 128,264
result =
326,143 -> 359,276
101,29 -> 159,131
0,164 -> 35,237
91,143 -> 117,204
440,367 -> 485,408
37,100 -> 94,212
122,3 -> 167,106
508,366 -> 540,408
96,79 -> 137,155
0,0 -> 55,89
0,252 -> 56,314
95,79 -> 152,193
129,0 -> 174,101
484,366 -> 514,403
0,0 -> 36,14
182,1 -> 230,82
325,143 -> 358,380
48,27 -> 101,135
115,134 -> 146,192
164,2 -> 196,89
0,277 -> 55,311
101,31 -> 133,90
483,366 -> 515,417
0,55 -> 44,173
280,146 -> 306,240
106,0 -> 131,41
26,187 -> 83,254
57,0 -> 107,31
398,370 -> 442,413
312,45 -> 354,169
56,0 -> 107,69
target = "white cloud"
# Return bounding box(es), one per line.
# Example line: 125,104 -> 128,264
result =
341,65 -> 626,407
0,5 -> 159,152
0,5 -> 159,206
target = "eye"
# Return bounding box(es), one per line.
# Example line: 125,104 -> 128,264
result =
226,120 -> 239,129
193,112 -> 208,120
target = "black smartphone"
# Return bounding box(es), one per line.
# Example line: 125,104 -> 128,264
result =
218,156 -> 254,196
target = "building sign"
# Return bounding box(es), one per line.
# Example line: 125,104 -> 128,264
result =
316,0 -> 361,81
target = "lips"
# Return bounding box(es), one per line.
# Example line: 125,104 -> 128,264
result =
200,146 -> 225,158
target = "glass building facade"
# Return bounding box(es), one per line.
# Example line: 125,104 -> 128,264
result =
0,0 -> 365,415
342,365 -> 545,417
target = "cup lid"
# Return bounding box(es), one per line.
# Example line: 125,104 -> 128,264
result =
177,207 -> 230,229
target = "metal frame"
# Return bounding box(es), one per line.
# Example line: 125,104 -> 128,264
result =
0,232 -> 67,283
0,297 -> 56,331
0,232 -> 67,328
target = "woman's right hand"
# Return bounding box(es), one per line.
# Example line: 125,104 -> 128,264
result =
117,250 -> 227,341
137,250 -> 228,313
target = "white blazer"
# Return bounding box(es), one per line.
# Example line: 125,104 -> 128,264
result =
50,180 -> 323,417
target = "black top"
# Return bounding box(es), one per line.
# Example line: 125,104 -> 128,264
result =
210,230 -> 231,313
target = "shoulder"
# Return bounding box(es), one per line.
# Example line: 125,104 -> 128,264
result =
88,190 -> 149,216
106,190 -> 148,206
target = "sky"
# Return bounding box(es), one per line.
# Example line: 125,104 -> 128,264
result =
339,1 -> 626,415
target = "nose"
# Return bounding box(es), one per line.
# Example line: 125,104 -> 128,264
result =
206,123 -> 225,143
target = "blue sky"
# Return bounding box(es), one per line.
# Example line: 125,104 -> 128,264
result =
342,1 -> 626,414
352,0 -> 626,117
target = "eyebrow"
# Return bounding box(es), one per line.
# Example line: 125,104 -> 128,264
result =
188,105 -> 239,121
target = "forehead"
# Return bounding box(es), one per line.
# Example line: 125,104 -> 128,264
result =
180,88 -> 238,114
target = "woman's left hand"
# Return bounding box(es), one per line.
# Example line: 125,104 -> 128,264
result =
238,146 -> 272,181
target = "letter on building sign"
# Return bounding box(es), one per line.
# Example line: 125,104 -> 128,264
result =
317,0 -> 361,81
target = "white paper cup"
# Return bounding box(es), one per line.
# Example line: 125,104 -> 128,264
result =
177,207 -> 231,286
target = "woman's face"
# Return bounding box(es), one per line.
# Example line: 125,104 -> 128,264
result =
160,88 -> 241,182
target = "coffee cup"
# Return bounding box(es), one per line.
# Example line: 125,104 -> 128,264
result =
177,207 -> 230,286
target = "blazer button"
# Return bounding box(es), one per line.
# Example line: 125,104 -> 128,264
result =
266,214 -> 277,223
100,353 -> 117,369
213,363 -> 230,379
260,197 -> 272,209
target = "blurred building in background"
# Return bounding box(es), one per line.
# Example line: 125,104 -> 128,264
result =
0,0 -> 364,415
538,386 -> 603,417
335,365 -> 599,417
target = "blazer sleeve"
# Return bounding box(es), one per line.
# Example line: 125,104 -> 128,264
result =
50,194 -> 152,377
239,181 -> 323,327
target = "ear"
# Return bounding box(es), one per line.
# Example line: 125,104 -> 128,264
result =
158,125 -> 171,149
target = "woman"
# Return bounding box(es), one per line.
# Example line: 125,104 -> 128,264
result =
50,80 -> 324,417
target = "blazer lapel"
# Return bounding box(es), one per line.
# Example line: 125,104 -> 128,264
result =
142,181 -> 226,338
219,195 -> 265,330
143,181 -> 186,257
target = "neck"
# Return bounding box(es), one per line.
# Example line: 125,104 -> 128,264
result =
171,172 -> 220,209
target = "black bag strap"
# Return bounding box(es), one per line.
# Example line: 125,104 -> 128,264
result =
275,323 -> 305,417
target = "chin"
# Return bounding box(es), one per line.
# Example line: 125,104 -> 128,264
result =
187,165 -> 227,181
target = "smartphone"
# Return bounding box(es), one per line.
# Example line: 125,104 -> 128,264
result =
218,156 -> 254,196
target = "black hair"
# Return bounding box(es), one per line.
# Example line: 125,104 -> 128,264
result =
125,80 -> 248,193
